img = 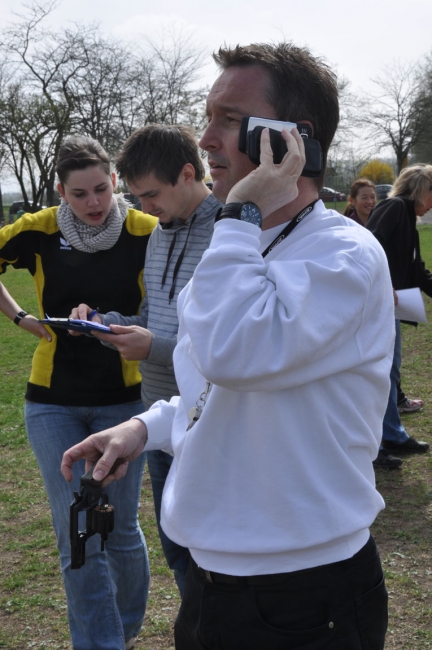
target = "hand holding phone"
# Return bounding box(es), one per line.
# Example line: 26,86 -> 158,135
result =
226,126 -> 305,217
238,116 -> 322,177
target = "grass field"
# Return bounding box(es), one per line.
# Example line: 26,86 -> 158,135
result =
1,227 -> 432,649
0,269 -> 179,649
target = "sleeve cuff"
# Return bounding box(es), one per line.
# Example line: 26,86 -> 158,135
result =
147,334 -> 176,367
132,396 -> 180,455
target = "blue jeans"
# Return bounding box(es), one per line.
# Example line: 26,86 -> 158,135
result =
382,320 -> 409,445
25,401 -> 150,650
147,450 -> 190,595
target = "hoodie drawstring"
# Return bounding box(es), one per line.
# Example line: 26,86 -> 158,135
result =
161,214 -> 197,302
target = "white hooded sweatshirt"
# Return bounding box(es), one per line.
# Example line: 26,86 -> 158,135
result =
137,201 -> 394,576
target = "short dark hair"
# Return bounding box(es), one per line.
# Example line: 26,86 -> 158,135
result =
56,135 -> 111,185
213,43 -> 339,187
116,124 -> 205,186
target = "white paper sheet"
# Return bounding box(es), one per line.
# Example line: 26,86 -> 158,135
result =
395,288 -> 428,323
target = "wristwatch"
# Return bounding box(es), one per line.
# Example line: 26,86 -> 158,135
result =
216,202 -> 263,228
14,310 -> 29,326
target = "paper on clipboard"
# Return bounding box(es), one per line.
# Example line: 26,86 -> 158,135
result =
395,288 -> 427,323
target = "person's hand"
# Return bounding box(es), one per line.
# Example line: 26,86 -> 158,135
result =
61,418 -> 148,486
92,325 -> 153,360
226,127 -> 306,218
69,303 -> 103,323
68,303 -> 102,336
19,315 -> 52,341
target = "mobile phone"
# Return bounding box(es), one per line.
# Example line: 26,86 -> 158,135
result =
238,116 -> 322,178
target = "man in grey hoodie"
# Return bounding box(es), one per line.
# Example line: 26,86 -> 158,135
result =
73,124 -> 221,594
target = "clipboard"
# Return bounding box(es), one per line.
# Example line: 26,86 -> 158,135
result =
39,317 -> 115,335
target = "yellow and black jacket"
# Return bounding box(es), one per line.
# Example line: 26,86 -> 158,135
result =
0,207 -> 157,406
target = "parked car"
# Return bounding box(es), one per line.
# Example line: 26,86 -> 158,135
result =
8,201 -> 45,218
8,201 -> 25,218
375,184 -> 393,200
319,187 -> 347,202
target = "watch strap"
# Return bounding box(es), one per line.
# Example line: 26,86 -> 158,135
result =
215,203 -> 245,221
14,310 -> 29,325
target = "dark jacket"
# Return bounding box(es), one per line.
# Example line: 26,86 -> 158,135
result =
366,196 -> 432,297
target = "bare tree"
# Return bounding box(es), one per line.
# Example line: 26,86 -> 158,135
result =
329,77 -> 361,153
66,34 -> 139,155
0,3 -> 208,204
0,85 -> 60,210
412,52 -> 432,163
0,2 -> 94,204
362,61 -> 432,173
136,33 -> 207,129
326,76 -> 368,189
0,63 -> 9,224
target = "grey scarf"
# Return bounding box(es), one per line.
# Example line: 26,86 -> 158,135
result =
56,194 -> 129,253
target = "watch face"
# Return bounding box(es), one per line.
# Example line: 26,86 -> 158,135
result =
240,203 -> 262,227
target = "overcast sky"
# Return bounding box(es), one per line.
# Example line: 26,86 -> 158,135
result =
1,0 -> 430,94
1,0 -> 431,190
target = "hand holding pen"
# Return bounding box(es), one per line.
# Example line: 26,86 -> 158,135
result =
68,304 -> 102,336
70,304 -> 102,321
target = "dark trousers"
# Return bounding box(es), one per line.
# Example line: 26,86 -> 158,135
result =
175,535 -> 387,650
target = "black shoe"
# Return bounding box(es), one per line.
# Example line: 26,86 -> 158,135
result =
382,436 -> 430,454
373,448 -> 403,469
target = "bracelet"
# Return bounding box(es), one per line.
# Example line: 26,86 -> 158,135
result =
14,310 -> 29,326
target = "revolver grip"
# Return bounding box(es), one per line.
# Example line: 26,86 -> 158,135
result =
71,534 -> 86,569
70,500 -> 87,569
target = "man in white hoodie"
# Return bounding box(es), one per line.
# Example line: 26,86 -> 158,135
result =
62,43 -> 394,650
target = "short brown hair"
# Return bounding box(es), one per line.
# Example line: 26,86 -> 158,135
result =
213,43 -> 339,187
389,164 -> 432,208
56,135 -> 111,185
116,124 -> 205,186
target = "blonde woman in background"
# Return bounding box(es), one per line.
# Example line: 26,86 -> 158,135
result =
367,164 -> 432,468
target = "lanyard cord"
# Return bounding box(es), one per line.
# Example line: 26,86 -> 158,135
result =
261,200 -> 318,259
186,200 -> 318,431
161,214 -> 197,302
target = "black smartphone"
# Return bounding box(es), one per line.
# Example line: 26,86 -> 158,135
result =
238,116 -> 322,178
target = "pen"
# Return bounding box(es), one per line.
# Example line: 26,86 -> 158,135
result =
88,308 -> 100,321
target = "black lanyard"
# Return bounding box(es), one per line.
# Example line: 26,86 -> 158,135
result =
261,200 -> 318,259
161,214 -> 197,302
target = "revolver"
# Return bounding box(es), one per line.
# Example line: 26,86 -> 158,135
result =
70,464 -> 115,569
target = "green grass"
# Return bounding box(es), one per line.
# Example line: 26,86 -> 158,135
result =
324,200 -> 348,213
2,230 -> 432,648
0,270 -> 178,649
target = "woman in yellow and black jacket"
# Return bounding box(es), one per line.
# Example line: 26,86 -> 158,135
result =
0,135 -> 157,650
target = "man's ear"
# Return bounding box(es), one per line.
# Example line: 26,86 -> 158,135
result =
180,163 -> 196,185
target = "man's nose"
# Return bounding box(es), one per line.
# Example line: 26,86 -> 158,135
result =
199,122 -> 220,151
140,199 -> 150,213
